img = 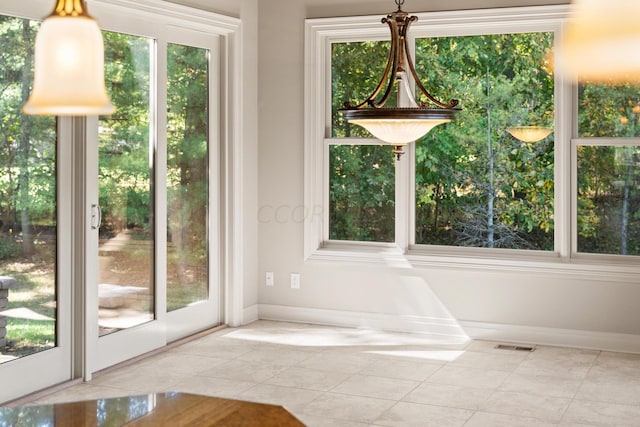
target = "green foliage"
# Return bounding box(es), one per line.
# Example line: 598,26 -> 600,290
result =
0,234 -> 20,260
577,83 -> 640,255
99,32 -> 152,236
577,145 -> 640,255
329,145 -> 395,242
578,83 -> 640,138
0,17 -> 56,241
332,41 -> 393,138
414,33 -> 555,249
166,43 -> 209,310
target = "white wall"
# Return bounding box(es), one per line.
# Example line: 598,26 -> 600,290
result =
240,0 -> 260,314
164,0 -> 241,17
257,0 -> 640,352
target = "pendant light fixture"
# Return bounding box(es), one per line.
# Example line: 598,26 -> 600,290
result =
339,0 -> 460,159
23,0 -> 114,116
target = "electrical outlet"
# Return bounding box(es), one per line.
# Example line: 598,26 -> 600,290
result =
290,273 -> 300,289
266,272 -> 274,286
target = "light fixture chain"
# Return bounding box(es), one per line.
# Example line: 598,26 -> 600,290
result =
395,0 -> 405,10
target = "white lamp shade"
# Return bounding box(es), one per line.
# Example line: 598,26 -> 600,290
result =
557,0 -> 640,82
349,118 -> 451,145
23,16 -> 114,116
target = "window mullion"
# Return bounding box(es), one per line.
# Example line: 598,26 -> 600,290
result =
396,143 -> 413,251
555,56 -> 575,259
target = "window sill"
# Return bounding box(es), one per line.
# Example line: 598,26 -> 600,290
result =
306,243 -> 640,283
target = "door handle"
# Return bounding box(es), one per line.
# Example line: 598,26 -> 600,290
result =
91,204 -> 102,230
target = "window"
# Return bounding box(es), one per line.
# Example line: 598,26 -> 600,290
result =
166,43 -> 210,311
413,33 -> 554,250
0,15 -> 57,362
329,41 -> 396,243
98,31 -> 154,336
305,6 -> 605,264
575,82 -> 640,256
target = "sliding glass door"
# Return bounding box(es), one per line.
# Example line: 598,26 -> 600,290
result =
0,7 -> 72,402
90,30 -> 162,371
0,0 -> 232,400
164,32 -> 221,341
97,32 -> 155,337
89,24 -> 222,370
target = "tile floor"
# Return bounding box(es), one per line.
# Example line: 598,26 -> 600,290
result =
29,320 -> 640,426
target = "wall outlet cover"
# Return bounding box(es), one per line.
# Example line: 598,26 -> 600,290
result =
290,273 -> 300,289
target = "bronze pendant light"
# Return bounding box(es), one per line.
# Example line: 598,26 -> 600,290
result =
339,0 -> 460,159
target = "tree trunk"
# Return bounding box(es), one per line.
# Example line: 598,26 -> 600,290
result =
18,21 -> 34,255
620,159 -> 632,255
0,146 -> 16,233
486,70 -> 495,248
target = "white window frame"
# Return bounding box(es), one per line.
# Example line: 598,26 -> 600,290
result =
304,5 -> 640,280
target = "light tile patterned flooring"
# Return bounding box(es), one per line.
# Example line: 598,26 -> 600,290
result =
32,320 -> 640,426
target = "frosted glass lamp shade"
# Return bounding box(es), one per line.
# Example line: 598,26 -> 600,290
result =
23,15 -> 114,116
342,108 -> 457,146
557,0 -> 640,82
350,118 -> 450,145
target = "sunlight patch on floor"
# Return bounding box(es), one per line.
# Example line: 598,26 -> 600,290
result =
223,326 -> 469,348
364,349 -> 465,362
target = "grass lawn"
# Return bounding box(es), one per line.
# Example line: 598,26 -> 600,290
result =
1,248 -> 56,359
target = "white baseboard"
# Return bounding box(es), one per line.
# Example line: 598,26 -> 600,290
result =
258,304 -> 640,353
460,320 -> 640,354
242,304 -> 259,325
